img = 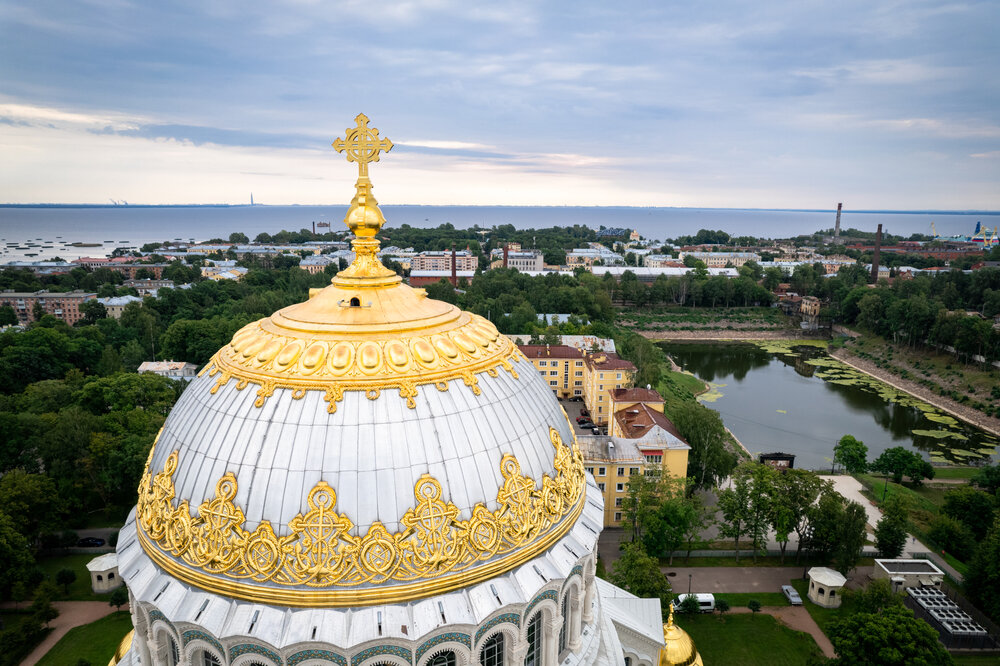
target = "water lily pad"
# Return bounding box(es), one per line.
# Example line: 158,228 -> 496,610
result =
911,429 -> 968,441
776,409 -> 787,414
925,413 -> 959,426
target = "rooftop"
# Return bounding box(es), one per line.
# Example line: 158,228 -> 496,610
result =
518,344 -> 585,360
610,387 -> 663,404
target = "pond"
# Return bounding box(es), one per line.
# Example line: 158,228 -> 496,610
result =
661,340 -> 999,471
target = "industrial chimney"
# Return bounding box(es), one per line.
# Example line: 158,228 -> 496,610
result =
834,203 -> 842,238
870,224 -> 882,283
451,244 -> 457,286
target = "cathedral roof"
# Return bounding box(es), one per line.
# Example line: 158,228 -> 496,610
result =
130,115 -> 588,608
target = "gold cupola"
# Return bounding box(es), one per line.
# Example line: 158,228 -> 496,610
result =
659,604 -> 704,666
127,114 -> 589,609
202,113 -> 522,414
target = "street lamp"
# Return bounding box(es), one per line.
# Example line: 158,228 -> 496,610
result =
688,574 -> 692,596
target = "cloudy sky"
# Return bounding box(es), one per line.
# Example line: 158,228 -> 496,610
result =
1,0 -> 998,208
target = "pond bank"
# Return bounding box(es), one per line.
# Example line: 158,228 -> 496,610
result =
641,330 -> 827,341
830,348 -> 1000,439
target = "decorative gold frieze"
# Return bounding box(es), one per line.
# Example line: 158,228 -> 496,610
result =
135,427 -> 586,606
201,314 -> 524,412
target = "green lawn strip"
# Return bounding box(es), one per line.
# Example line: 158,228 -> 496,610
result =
952,655 -> 1000,665
675,612 -> 823,665
36,553 -> 108,601
929,467 -> 979,480
941,551 -> 969,577
711,592 -> 790,607
35,611 -> 132,666
664,369 -> 707,396
669,556 -> 874,568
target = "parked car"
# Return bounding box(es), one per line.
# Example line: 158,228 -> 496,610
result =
575,416 -> 591,423
781,585 -> 803,605
77,537 -> 106,547
591,427 -> 601,435
674,593 -> 715,613
568,396 -> 583,402
578,421 -> 593,429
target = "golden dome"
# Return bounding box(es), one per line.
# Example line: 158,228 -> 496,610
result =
659,604 -> 704,666
200,115 -> 522,415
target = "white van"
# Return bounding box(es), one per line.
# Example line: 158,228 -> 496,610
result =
674,593 -> 715,613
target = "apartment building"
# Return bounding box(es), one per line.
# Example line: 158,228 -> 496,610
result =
410,251 -> 478,272
0,289 -> 96,325
679,251 -> 760,268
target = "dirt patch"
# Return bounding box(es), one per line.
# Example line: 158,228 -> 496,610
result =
640,330 -> 828,341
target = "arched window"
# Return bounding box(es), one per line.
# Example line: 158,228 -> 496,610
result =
199,650 -> 221,666
97,574 -> 103,581
525,613 -> 541,666
480,632 -> 504,666
168,638 -> 180,666
558,593 -> 569,654
349,297 -> 360,306
818,587 -> 825,595
427,651 -> 456,666
109,572 -> 115,580
625,658 -> 632,666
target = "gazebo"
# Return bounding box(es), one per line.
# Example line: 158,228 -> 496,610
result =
86,552 -> 121,594
808,567 -> 846,608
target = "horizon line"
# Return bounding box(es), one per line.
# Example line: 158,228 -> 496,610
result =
2,203 -> 999,216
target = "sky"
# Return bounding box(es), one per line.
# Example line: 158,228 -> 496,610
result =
1,0 -> 998,209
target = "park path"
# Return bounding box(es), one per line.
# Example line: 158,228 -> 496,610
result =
20,601 -> 119,666
728,606 -> 836,658
820,475 -> 964,581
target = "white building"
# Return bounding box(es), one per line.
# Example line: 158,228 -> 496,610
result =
87,553 -> 122,594
137,361 -> 199,381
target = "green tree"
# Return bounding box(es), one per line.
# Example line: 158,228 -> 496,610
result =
875,494 -> 909,558
972,464 -> 1000,495
109,585 -> 129,611
927,515 -> 976,562
942,486 -> 997,540
715,598 -> 730,616
229,232 -> 250,244
747,599 -> 761,616
55,567 -> 76,594
808,489 -> 867,574
827,605 -> 953,665
0,470 -> 59,542
871,447 -> 934,485
833,500 -> 868,575
609,542 -> 672,606
78,299 -> 107,325
0,305 -> 17,326
833,435 -> 868,474
30,581 -> 60,627
672,402 -> 737,490
965,516 -> 1000,623
717,469 -> 750,564
640,481 -> 699,566
678,595 -> 701,615
772,469 -> 827,564
847,578 -> 904,614
0,511 -> 36,599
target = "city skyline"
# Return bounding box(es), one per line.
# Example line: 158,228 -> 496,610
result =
1,1 -> 998,209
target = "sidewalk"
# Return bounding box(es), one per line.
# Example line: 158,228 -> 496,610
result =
20,601 -> 120,666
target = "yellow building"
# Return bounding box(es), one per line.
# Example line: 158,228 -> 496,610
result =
583,352 -> 635,425
519,344 -> 586,398
579,438 -> 646,526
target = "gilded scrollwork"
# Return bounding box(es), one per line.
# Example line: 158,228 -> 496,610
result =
200,313 -> 522,413
136,427 -> 585,595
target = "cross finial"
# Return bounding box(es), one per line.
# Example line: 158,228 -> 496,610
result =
332,113 -> 393,179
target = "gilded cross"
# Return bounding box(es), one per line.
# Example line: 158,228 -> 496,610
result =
332,113 -> 393,178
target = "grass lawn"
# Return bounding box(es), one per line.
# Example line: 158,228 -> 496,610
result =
676,612 -> 823,665
35,611 -> 132,666
712,592 -> 790,607
663,369 -> 707,395
931,467 -> 980,480
952,655 -> 1000,665
667,555 -> 874,568
36,553 -> 108,601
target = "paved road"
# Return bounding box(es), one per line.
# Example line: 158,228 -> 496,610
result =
663,566 -> 805,595
21,601 -> 123,666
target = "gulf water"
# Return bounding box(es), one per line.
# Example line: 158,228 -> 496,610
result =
0,205 -> 997,261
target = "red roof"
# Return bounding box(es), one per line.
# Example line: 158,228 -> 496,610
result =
518,345 -> 584,359
610,387 -> 663,404
614,403 -> 685,441
584,352 -> 636,371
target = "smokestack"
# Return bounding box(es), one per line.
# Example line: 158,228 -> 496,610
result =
835,203 -> 842,238
503,244 -> 509,268
451,244 -> 457,286
312,221 -> 316,237
871,224 -> 882,283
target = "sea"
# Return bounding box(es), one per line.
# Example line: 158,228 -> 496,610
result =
0,205 -> 997,262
